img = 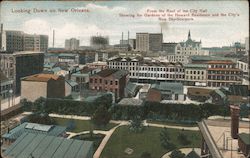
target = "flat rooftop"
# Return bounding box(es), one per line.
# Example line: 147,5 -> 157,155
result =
199,119 -> 250,158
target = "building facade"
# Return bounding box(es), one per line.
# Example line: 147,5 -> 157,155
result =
89,69 -> 129,100
21,74 -> 65,102
0,51 -> 44,94
65,38 -> 80,50
107,56 -> 185,83
207,60 -> 242,87
136,33 -> 149,52
2,30 -> 48,53
184,64 -> 207,86
149,33 -> 163,52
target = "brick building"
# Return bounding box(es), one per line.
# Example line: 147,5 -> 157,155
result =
89,69 -> 129,100
21,74 -> 65,102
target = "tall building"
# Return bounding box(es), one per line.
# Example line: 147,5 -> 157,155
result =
136,33 -> 149,52
90,36 -> 109,50
245,37 -> 249,52
1,30 -> 48,52
0,51 -> 44,94
65,38 -> 80,50
149,33 -> 163,52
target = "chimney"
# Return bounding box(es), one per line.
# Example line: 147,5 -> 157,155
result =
122,32 -> 124,44
230,105 -> 240,139
53,30 -> 55,48
0,23 -> 3,33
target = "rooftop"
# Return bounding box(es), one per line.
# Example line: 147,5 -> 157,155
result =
238,133 -> 250,145
198,119 -> 250,158
152,82 -> 184,94
93,69 -> 128,79
3,133 -> 93,158
2,122 -> 66,140
22,73 -> 63,82
184,64 -> 207,69
118,98 -> 144,106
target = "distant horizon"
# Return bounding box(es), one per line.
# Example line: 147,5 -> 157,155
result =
1,1 -> 249,48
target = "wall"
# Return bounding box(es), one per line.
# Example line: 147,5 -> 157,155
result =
21,81 -> 47,102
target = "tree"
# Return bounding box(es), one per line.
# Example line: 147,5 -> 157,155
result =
91,105 -> 111,127
129,115 -> 144,133
177,132 -> 190,145
160,127 -> 175,150
140,152 -> 152,158
169,149 -> 185,158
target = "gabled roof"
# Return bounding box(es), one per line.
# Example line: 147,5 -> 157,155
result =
92,69 -> 128,79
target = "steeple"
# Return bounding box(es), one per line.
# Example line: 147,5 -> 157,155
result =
188,30 -> 191,40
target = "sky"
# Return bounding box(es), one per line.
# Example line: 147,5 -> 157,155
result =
0,1 -> 249,48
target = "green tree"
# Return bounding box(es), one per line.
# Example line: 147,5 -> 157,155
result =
169,149 -> 185,158
140,152 -> 152,158
129,115 -> 144,133
91,105 -> 111,127
160,127 -> 175,150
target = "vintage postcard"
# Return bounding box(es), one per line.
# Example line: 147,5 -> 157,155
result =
0,0 -> 249,158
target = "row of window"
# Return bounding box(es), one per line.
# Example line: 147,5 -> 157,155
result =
207,70 -> 242,75
186,70 -> 205,75
208,64 -> 234,69
109,66 -> 184,72
208,75 -> 240,81
130,72 -> 185,79
186,76 -> 204,80
90,78 -> 118,85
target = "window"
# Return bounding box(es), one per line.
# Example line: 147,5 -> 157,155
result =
115,81 -> 118,85
110,81 -> 113,85
105,80 -> 108,85
99,79 -> 102,83
95,79 -> 97,83
90,78 -> 93,83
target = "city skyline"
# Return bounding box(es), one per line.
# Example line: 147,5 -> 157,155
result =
1,1 -> 249,47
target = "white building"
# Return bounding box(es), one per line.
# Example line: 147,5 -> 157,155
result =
107,56 -> 185,83
237,59 -> 249,79
175,31 -> 209,56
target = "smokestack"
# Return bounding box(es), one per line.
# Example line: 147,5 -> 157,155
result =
53,30 -> 55,48
230,105 -> 240,139
0,24 -> 3,33
122,32 -> 123,44
128,31 -> 129,41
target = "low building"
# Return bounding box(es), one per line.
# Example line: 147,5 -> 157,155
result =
65,79 -> 78,96
89,69 -> 129,100
125,82 -> 140,97
184,64 -> 207,86
237,58 -> 249,79
2,122 -> 66,146
187,87 -> 213,102
146,88 -> 161,102
150,82 -> 185,101
2,133 -> 93,158
58,53 -> 79,65
207,60 -> 243,87
21,74 -> 65,102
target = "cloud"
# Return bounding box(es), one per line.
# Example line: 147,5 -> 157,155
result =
21,18 -> 50,35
